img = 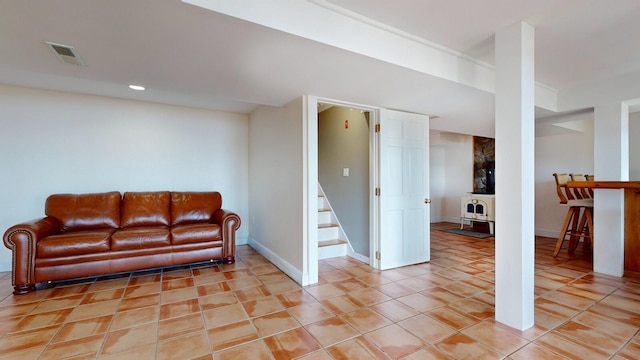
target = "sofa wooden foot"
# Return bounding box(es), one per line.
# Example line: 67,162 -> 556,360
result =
223,256 -> 235,264
13,284 -> 35,295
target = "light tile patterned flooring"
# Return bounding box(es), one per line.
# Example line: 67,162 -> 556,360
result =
0,222 -> 639,359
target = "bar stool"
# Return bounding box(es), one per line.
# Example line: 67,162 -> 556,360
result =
552,173 -> 594,257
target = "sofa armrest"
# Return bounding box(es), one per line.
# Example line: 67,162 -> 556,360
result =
3,216 -> 60,294
213,209 -> 241,264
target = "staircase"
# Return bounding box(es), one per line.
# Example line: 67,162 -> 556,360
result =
317,185 -> 348,260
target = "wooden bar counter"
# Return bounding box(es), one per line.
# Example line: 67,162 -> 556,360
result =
567,181 -> 640,273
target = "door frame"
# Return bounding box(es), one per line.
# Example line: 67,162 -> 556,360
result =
305,96 -> 380,285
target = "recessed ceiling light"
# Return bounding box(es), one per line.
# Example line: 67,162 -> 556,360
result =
129,84 -> 145,91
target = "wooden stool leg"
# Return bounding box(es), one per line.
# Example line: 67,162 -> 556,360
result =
570,207 -> 587,253
554,207 -> 576,257
567,207 -> 581,254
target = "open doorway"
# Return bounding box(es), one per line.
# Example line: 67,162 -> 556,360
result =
304,96 -> 430,284
317,104 -> 372,261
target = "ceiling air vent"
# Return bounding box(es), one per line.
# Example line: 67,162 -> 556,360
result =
45,41 -> 86,66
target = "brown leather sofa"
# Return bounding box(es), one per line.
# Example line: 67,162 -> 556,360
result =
3,191 -> 240,294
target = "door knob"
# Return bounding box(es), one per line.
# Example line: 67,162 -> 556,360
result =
424,198 -> 431,204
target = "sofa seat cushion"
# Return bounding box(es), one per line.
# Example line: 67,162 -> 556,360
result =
171,223 -> 221,245
111,226 -> 170,251
37,229 -> 115,258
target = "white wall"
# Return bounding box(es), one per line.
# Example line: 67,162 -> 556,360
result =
534,119 -> 594,237
0,84 -> 249,271
429,131 -> 474,223
630,112 -> 640,180
248,98 -> 305,283
430,124 -> 597,239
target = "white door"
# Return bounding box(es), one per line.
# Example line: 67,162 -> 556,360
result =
376,109 -> 430,270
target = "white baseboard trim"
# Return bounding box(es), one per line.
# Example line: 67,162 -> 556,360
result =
347,248 -> 370,264
247,237 -> 303,285
535,229 -> 559,239
431,217 -> 460,224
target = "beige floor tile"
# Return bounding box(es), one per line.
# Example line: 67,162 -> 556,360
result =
251,310 -> 300,337
296,350 -> 334,359
202,302 -> 248,328
572,310 -> 638,339
535,331 -> 612,359
234,285 -> 272,302
223,268 -> 253,279
435,333 -> 504,359
51,314 -> 112,343
326,336 -> 389,359
452,298 -> 495,320
461,320 -> 529,355
208,319 -> 259,351
117,293 -> 160,312
197,281 -> 231,297
276,289 -> 318,308
13,308 -> 73,332
374,282 -> 415,298
98,344 -> 157,360
263,327 -> 322,360
123,283 -> 161,299
214,340 -> 272,360
158,312 -> 204,341
332,278 -> 368,293
256,272 -> 290,286
160,286 -> 198,304
110,305 -> 159,331
304,283 -> 346,301
304,317 -> 359,347
321,295 -> 364,315
399,314 -> 457,344
263,279 -> 302,295
0,324 -> 60,354
509,342 -> 567,360
242,295 -> 285,317
426,306 -> 481,330
67,299 -> 120,322
198,291 -> 238,310
347,288 -> 391,306
555,321 -> 629,353
81,288 -> 124,305
341,308 -> 392,333
288,302 -> 335,325
365,324 -> 424,359
101,323 -> 158,356
370,299 -> 420,322
159,297 -> 199,320
156,330 -> 211,360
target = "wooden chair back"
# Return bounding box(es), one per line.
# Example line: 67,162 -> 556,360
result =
569,173 -> 591,199
553,173 -> 572,204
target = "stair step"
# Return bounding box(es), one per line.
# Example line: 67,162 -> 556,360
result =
319,239 -> 347,247
318,223 -> 338,229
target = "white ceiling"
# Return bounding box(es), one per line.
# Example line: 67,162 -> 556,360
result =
1,0 -> 640,137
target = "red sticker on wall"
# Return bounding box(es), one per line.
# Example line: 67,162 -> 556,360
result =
345,120 -> 349,129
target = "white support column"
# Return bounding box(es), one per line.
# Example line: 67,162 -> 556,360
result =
593,103 -> 628,277
494,22 -> 535,331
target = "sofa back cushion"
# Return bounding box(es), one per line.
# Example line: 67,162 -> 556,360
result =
121,191 -> 171,227
171,192 -> 221,226
45,192 -> 121,232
